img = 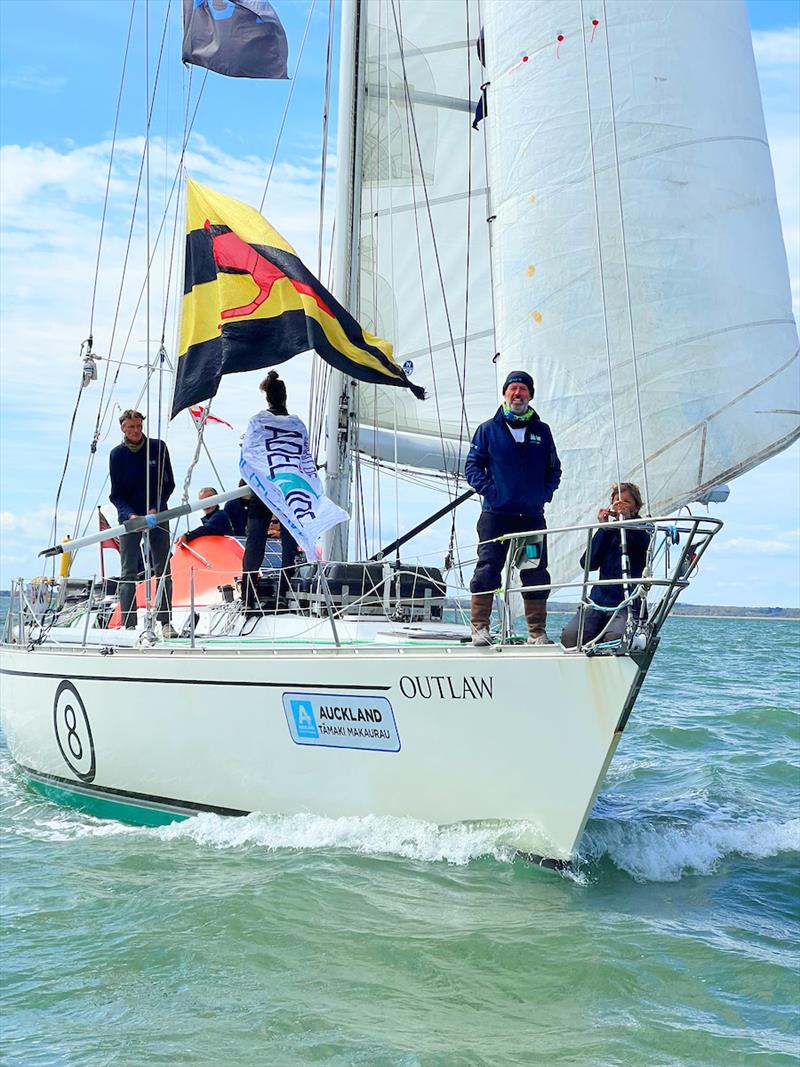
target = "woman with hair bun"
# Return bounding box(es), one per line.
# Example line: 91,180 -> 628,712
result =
241,371 -> 301,614
560,482 -> 652,648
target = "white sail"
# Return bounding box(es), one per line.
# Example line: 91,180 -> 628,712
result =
354,0 -> 497,472
482,0 -> 799,567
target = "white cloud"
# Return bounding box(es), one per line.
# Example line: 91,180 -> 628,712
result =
0,66 -> 67,94
751,27 -> 800,67
716,536 -> 797,556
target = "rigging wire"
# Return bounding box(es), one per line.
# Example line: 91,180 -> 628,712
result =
94,66 -> 207,442
91,2 -> 174,434
579,0 -> 623,496
601,0 -> 651,511
445,0 -> 479,576
389,12 -> 401,558
62,0 -> 139,541
391,0 -> 473,475
145,0 -> 152,521
258,0 -> 318,212
70,0 -> 181,547
73,3 -> 195,550
389,4 -> 455,502
317,0 -> 335,279
308,0 -> 335,453
474,0 -> 499,369
50,372 -> 89,549
88,0 -> 137,341
458,0 -> 475,456
307,220 -> 335,459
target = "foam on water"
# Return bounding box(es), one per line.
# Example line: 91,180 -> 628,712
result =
153,810 -> 524,866
3,752 -> 797,880
581,815 -> 800,882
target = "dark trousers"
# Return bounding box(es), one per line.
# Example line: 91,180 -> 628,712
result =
242,496 -> 297,605
470,512 -> 550,602
561,604 -> 635,647
119,523 -> 172,628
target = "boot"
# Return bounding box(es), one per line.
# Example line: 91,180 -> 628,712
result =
470,593 -> 494,646
524,599 -> 553,645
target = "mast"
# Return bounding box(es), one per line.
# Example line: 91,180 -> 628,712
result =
324,0 -> 366,562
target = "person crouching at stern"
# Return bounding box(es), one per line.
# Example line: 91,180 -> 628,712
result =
109,408 -> 176,636
176,487 -> 233,546
561,482 -> 651,648
464,370 -> 562,646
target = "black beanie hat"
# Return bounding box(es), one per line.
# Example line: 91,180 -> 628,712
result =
502,370 -> 534,396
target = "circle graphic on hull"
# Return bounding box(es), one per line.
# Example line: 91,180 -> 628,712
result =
53,680 -> 96,782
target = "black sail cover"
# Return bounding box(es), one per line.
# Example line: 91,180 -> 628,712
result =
182,0 -> 288,80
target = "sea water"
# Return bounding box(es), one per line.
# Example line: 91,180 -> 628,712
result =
1,615 -> 798,1066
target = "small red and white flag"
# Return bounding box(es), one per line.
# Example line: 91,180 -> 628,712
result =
98,509 -> 120,552
189,404 -> 233,430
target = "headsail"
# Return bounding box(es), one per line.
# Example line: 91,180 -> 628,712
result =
482,0 -> 798,564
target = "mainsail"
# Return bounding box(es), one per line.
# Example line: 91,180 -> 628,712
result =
483,0 -> 799,541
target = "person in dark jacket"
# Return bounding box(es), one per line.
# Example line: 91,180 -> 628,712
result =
223,479 -> 250,536
241,372 -> 299,613
109,408 -> 175,633
464,370 -> 561,645
561,482 -> 652,648
176,487 -> 234,546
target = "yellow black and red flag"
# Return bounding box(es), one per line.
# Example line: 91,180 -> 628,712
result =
172,179 -> 424,418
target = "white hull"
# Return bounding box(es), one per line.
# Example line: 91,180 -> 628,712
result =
0,633 -> 645,861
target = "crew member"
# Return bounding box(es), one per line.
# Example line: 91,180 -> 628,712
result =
109,408 -> 175,635
241,372 -> 300,613
561,483 -> 652,648
224,478 -> 250,537
176,487 -> 233,546
464,370 -> 561,645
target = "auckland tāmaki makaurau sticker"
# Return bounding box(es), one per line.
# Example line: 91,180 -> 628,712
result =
282,692 -> 400,752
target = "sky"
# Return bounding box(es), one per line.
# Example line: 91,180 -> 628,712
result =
0,0 -> 798,607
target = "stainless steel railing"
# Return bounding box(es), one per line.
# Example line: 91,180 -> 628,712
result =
1,514 -> 722,654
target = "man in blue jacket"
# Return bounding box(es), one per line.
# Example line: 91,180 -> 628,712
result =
176,487 -> 234,545
109,409 -> 176,634
464,371 -> 561,645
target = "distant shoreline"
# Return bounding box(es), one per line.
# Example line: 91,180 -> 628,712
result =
445,597 -> 800,620
0,590 -> 797,620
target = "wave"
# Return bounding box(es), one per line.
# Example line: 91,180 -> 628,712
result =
6,796 -> 798,880
153,811 -> 526,866
3,745 -> 797,879
580,815 -> 800,882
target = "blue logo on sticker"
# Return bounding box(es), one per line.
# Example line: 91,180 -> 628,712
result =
290,699 -> 319,739
403,360 -> 414,376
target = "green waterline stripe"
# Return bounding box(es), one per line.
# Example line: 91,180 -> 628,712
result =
28,778 -> 189,827
21,765 -> 250,825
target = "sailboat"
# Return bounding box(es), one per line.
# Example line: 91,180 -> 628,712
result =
1,0 -> 797,865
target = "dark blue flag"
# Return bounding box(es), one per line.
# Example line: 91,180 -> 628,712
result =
472,84 -> 488,131
182,0 -> 288,80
